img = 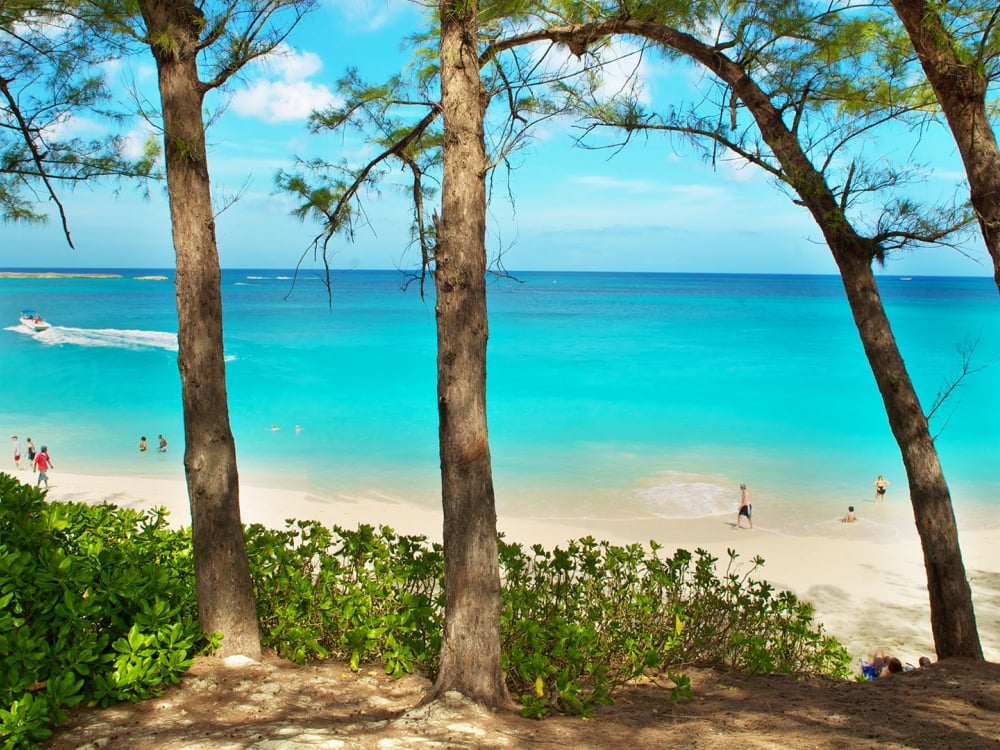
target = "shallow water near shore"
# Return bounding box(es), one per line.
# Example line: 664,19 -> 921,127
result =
2,269 -> 998,539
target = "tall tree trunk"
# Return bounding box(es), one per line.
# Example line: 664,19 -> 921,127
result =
831,248 -> 982,659
682,23 -> 983,659
426,0 -> 508,707
890,0 -> 1000,293
139,0 -> 261,659
542,18 -> 984,659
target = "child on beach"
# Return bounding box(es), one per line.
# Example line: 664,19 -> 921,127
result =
842,505 -> 857,523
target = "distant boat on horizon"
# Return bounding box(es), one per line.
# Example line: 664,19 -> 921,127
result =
19,310 -> 51,331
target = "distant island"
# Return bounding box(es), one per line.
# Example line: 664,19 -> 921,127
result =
133,275 -> 169,281
0,272 -> 122,279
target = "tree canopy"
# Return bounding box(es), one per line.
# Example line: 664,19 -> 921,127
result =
1,0 -> 157,245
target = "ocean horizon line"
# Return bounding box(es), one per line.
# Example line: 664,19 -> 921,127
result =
0,266 -> 993,281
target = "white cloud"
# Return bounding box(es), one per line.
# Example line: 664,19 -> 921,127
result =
530,36 -> 652,107
258,46 -> 325,82
325,0 -> 416,32
231,79 -> 338,123
573,175 -> 669,192
122,122 -> 159,160
230,45 -> 339,124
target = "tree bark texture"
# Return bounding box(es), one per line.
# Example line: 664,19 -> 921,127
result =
537,17 -> 983,659
139,0 -> 261,659
890,0 -> 1000,293
675,21 -> 983,660
427,0 -> 509,707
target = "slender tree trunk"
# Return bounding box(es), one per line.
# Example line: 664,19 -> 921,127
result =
139,0 -> 261,659
426,0 -> 508,707
890,0 -> 1000,293
542,18 -> 984,659
831,248 -> 982,659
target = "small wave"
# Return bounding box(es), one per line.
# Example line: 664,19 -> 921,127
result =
634,472 -> 735,519
245,275 -> 270,280
30,326 -> 178,352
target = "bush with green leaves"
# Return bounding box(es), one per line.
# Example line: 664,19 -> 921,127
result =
499,537 -> 851,718
246,521 -> 444,678
1,473 -> 851,745
0,474 -> 203,748
244,522 -> 851,719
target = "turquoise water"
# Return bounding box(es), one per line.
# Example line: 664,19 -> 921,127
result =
2,270 -> 998,535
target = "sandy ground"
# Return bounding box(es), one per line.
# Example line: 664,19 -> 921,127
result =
41,469 -> 1000,667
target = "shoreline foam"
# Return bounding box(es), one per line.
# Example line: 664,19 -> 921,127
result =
28,467 -> 999,667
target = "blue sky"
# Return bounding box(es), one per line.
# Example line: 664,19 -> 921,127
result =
3,0 -> 991,277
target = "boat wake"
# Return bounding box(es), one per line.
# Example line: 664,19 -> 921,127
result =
6,325 -> 178,352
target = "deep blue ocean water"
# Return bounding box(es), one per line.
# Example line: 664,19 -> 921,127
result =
3,269 -> 998,535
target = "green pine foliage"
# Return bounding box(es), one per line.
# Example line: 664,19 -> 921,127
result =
0,474 -> 851,746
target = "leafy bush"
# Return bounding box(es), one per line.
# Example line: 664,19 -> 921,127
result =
1,473 -> 851,746
244,522 -> 850,719
246,521 -> 444,677
500,538 -> 851,718
0,474 -> 203,748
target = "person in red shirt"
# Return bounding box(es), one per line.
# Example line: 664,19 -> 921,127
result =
33,446 -> 53,489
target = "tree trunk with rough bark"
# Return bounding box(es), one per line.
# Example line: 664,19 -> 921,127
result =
537,17 -> 983,660
890,0 -> 1000,293
831,248 -> 982,659
138,0 -> 261,659
426,0 -> 509,707
658,19 -> 984,660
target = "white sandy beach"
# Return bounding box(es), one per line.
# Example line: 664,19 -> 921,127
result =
34,468 -> 1000,667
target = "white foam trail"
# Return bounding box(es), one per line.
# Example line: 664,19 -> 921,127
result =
12,325 -> 179,352
634,472 -> 735,519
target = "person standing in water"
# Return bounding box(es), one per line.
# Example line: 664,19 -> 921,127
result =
158,434 -> 167,452
737,483 -> 753,529
139,436 -> 148,452
874,475 -> 889,502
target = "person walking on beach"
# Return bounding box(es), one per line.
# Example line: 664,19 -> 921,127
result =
139,436 -> 148,452
11,436 -> 22,470
874,475 -> 889,502
33,446 -> 52,489
737,483 -> 752,529
25,437 -> 36,465
158,434 -> 167,452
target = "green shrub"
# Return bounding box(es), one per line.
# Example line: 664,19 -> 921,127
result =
499,538 -> 850,718
245,523 -> 850,720
247,521 -> 444,678
1,471 -> 851,746
0,474 -> 203,748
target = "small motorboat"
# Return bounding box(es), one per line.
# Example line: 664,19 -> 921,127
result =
19,310 -> 51,331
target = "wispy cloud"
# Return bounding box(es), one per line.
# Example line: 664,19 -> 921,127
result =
325,0 -> 418,32
230,45 -> 339,124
